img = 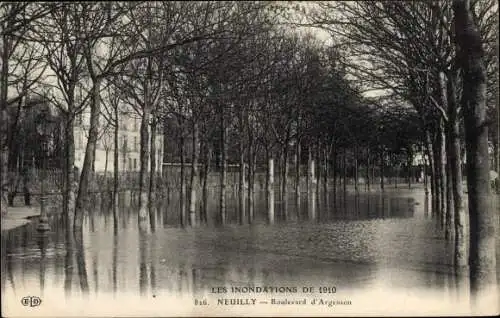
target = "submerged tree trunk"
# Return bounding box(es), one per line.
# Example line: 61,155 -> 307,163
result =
439,72 -> 454,240
380,149 -> 385,191
422,141 -> 429,196
426,131 -> 438,216
104,150 -> 109,179
315,142 -> 320,199
189,121 -> 199,227
179,131 -> 185,228
354,146 -> 359,192
74,78 -> 102,231
219,109 -> 227,225
445,73 -> 468,261
267,156 -> 274,224
306,146 -> 311,195
138,104 -> 150,225
323,147 -> 328,194
332,145 -> 337,196
366,149 -> 371,191
432,131 -> 443,221
64,115 -> 76,228
247,122 -> 256,224
238,154 -> 246,225
309,148 -> 316,196
238,106 -> 246,225
343,149 -> 347,193
445,159 -> 455,240
439,119 -> 447,228
282,142 -> 289,212
407,149 -> 413,189
454,0 -> 496,295
149,119 -> 157,206
200,137 -> 209,224
247,148 -> 255,224
295,141 -> 301,197
113,112 -> 119,227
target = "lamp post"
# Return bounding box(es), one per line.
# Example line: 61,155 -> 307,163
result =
35,112 -> 53,232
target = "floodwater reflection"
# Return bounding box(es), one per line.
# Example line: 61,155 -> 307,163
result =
1,188 -> 498,316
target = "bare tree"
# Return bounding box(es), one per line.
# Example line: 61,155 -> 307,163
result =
1,3 -> 55,215
453,0 -> 496,298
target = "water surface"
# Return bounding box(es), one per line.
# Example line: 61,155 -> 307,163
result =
1,187 -> 498,316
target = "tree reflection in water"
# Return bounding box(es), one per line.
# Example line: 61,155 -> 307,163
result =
64,230 -> 74,297
139,227 -> 148,297
2,188 -> 493,315
37,234 -> 48,297
75,231 -> 89,295
112,226 -> 118,296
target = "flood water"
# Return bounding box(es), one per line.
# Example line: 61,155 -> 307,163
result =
1,187 -> 499,316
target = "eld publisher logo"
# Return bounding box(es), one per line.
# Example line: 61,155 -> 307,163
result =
21,296 -> 42,307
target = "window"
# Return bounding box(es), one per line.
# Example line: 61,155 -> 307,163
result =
128,158 -> 132,171
133,158 -> 137,170
134,136 -> 138,152
133,117 -> 138,131
122,135 -> 128,151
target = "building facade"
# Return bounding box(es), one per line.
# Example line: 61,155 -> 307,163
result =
74,107 -> 163,174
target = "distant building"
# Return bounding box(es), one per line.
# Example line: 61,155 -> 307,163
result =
74,106 -> 163,174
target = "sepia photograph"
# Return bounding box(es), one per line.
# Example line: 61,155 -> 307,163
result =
1,1 -> 499,316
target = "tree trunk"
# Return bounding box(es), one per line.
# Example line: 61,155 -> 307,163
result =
247,141 -> 255,224
439,72 -> 454,240
366,149 -> 371,191
423,142 -> 429,195
149,119 -> 157,206
65,116 -> 76,229
219,109 -> 227,225
445,158 -> 455,240
295,141 -> 300,197
179,131 -> 185,228
309,148 -> 316,195
201,137 -> 209,224
454,0 -> 496,295
407,150 -> 412,189
306,146 -> 311,195
380,149 -> 385,191
343,149 -> 347,193
189,121 -> 199,227
1,40 -> 10,216
267,156 -> 274,224
74,78 -> 102,231
323,147 -> 328,194
439,118 -> 447,228
282,142 -> 289,210
113,111 -> 119,228
426,131 -> 437,215
138,104 -> 150,225
308,148 -> 317,221
104,150 -> 109,178
238,155 -> 246,225
447,113 -> 466,261
432,132 -> 442,220
315,142 -> 320,200
277,149 -> 283,201
332,145 -> 337,196
354,146 -> 359,192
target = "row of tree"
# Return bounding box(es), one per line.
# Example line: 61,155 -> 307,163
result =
1,2 -> 424,228
302,0 -> 498,297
